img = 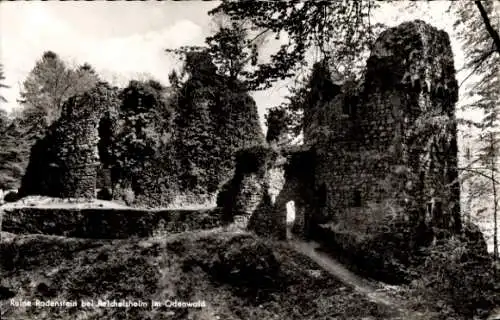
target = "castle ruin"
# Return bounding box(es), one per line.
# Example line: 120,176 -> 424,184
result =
225,20 -> 461,241
18,83 -> 120,199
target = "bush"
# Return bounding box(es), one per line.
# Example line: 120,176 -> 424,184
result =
416,239 -> 499,318
312,217 -> 429,284
184,235 -> 282,296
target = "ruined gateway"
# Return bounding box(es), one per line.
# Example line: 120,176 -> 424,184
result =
224,20 -> 461,241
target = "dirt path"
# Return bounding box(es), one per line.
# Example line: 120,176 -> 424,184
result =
288,239 -> 429,319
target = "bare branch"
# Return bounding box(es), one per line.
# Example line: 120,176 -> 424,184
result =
475,0 -> 500,55
459,48 -> 495,88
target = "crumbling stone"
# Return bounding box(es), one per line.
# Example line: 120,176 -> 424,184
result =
307,20 -> 460,237
223,20 -> 461,242
19,83 -> 120,199
222,145 -> 314,239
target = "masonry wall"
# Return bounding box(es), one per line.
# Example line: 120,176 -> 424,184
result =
221,145 -> 315,239
19,84 -> 120,199
306,20 -> 460,236
53,107 -> 101,198
1,207 -> 224,239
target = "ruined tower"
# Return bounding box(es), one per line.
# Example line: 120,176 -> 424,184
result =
306,20 -> 460,236
19,83 -> 120,199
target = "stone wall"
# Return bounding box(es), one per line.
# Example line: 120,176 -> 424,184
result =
220,146 -> 276,229
1,207 -> 224,239
221,145 -> 314,239
219,21 -> 461,242
19,83 -> 120,199
306,20 -> 460,237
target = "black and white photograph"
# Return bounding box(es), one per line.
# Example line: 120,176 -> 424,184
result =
0,1 -> 499,319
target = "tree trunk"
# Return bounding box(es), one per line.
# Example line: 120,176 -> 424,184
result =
475,1 -> 500,55
467,185 -> 472,223
491,146 -> 499,259
495,193 -> 499,260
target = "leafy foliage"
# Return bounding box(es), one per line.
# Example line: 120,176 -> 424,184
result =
173,50 -> 264,195
19,51 -> 99,128
0,63 -> 9,103
265,107 -> 291,145
205,19 -> 256,81
208,1 -> 384,90
0,118 -> 32,190
413,238 -> 499,318
451,1 -> 500,258
112,80 -> 177,206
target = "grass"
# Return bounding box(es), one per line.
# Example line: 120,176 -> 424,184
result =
0,230 -> 402,320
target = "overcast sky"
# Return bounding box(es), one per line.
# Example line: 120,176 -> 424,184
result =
0,1 -> 476,126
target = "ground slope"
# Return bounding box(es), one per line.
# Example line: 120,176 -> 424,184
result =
1,230 -> 401,320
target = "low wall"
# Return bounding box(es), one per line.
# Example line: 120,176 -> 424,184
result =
1,207 -> 224,239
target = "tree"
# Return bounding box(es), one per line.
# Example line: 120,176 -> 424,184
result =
451,0 -> 500,259
206,18 -> 254,82
207,1 -> 384,90
19,51 -> 99,130
474,1 -> 500,55
0,109 -> 8,132
0,110 -> 18,190
265,104 -> 303,146
265,107 -> 290,145
477,132 -> 500,258
166,11 -> 267,88
0,117 -> 30,190
0,64 -> 9,103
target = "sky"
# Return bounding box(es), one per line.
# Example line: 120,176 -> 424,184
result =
0,1 -> 480,127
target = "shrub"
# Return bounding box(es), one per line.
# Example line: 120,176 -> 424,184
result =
181,234 -> 282,306
416,238 -> 499,318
